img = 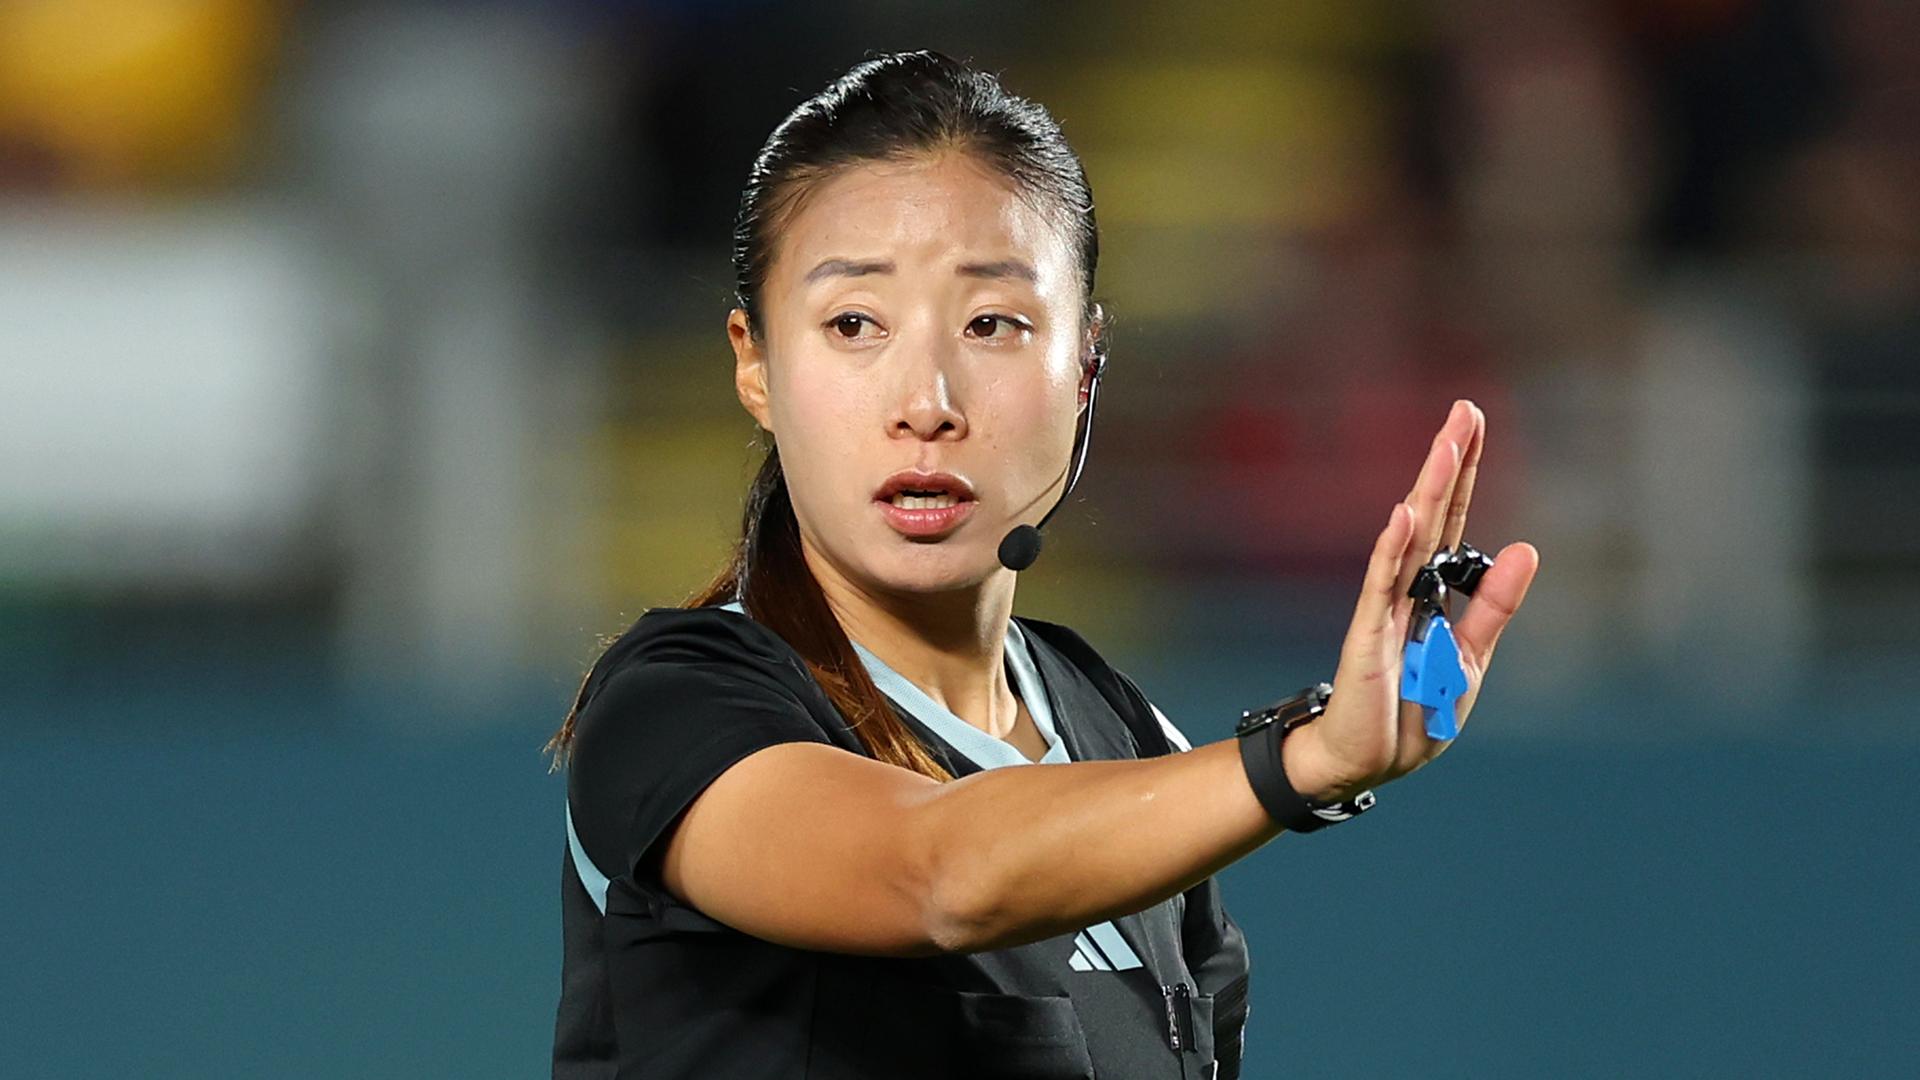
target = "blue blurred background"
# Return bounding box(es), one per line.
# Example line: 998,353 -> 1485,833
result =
3,1 -> 1915,1076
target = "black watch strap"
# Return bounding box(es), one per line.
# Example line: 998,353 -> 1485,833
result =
1235,683 -> 1376,833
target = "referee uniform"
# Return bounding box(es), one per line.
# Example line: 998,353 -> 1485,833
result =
554,600 -> 1251,1079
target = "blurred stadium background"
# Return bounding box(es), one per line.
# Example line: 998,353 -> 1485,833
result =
2,1 -> 1915,1076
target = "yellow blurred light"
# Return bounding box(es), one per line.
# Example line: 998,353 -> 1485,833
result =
0,0 -> 280,189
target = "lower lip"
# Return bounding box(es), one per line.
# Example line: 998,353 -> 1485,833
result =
876,498 -> 978,538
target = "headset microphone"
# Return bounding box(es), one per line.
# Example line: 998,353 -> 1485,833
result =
995,523 -> 1045,573
997,338 -> 1106,572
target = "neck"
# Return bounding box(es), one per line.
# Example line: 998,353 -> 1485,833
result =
800,533 -> 1021,739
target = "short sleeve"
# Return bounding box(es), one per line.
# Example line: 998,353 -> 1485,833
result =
566,654 -> 835,903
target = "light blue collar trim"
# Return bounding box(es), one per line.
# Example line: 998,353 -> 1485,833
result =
717,598 -> 1068,769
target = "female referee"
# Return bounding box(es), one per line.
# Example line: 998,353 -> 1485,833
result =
548,49 -> 1538,1080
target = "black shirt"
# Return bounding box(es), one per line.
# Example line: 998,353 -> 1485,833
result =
554,604 -> 1251,1079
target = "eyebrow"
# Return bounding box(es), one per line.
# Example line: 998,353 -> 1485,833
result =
802,257 -> 1037,284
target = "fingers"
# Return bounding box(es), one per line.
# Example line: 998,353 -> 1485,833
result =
1393,401 -> 1476,598
1440,403 -> 1485,553
1343,501 -> 1414,647
1450,541 -> 1540,672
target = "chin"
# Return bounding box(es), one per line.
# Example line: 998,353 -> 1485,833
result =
867,541 -> 997,594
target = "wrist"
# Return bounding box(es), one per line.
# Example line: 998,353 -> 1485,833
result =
1236,684 -> 1379,833
1279,724 -> 1354,804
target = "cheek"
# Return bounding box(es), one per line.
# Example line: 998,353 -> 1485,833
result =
768,359 -> 874,497
986,366 -> 1079,463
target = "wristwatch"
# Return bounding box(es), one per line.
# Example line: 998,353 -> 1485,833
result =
1235,682 -> 1376,833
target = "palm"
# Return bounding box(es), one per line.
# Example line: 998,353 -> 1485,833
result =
1308,401 -> 1539,794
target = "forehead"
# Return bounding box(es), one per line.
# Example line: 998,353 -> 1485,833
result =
771,151 -> 1074,291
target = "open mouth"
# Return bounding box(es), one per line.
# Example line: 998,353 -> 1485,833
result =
873,470 -> 978,505
887,488 -> 965,510
873,471 -> 978,537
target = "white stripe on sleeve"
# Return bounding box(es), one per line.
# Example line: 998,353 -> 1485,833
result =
1150,701 -> 1194,752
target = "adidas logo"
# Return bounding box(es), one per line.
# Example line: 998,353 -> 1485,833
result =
1066,922 -> 1142,972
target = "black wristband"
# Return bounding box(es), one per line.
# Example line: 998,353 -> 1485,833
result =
1235,685 -> 1376,833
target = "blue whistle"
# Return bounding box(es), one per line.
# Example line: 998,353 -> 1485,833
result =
1400,542 -> 1490,741
1402,611 -> 1467,740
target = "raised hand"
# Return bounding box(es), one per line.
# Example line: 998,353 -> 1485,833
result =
1281,400 -> 1541,802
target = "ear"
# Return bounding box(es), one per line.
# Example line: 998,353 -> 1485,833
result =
1079,301 -> 1108,408
729,308 -> 773,431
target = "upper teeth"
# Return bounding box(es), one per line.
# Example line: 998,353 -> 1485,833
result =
892,491 -> 958,509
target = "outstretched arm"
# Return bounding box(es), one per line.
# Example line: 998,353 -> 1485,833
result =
661,734 -> 1287,954
654,399 -> 1537,956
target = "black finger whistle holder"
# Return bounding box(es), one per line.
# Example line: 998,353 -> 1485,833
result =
1401,542 -> 1493,741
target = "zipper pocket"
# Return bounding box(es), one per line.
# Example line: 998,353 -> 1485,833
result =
1161,982 -> 1195,1052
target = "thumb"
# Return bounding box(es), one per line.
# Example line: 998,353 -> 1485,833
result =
1450,541 -> 1539,673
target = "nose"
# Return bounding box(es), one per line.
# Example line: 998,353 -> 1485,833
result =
891,344 -> 967,442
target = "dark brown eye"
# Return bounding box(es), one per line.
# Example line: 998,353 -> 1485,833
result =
971,314 -> 1021,338
831,313 -> 866,338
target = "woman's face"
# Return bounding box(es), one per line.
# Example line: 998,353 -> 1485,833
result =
730,151 -> 1090,598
